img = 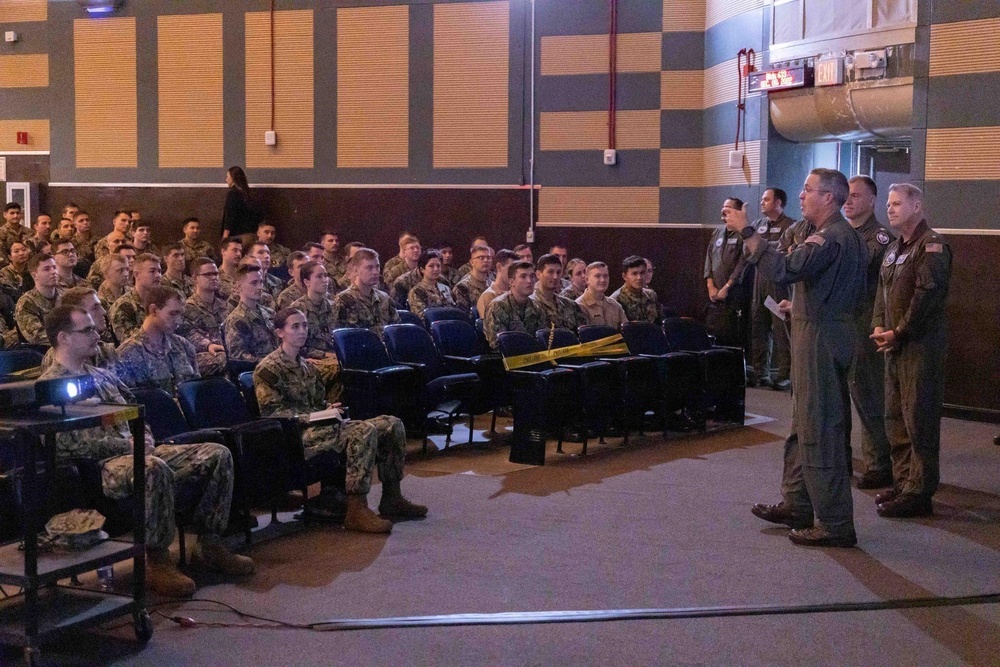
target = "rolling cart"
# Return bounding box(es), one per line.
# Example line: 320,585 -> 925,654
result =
0,403 -> 150,666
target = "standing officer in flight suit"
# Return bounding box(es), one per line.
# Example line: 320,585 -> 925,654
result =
726,169 -> 868,548
748,188 -> 794,388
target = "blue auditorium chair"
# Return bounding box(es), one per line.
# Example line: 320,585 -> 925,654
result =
429,319 -> 509,434
662,317 -> 746,426
330,328 -> 423,425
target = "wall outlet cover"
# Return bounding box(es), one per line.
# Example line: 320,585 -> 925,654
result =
525,229 -> 535,243
603,149 -> 617,166
4,31 -> 18,43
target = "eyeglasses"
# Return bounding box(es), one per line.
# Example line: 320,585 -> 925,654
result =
197,271 -> 220,277
802,186 -> 831,195
471,255 -> 490,261
55,249 -> 77,255
68,325 -> 98,336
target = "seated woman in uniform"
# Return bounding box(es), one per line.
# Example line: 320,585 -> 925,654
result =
407,249 -> 455,319
253,308 -> 427,533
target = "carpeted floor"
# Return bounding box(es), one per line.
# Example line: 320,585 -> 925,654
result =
6,388 -> 1000,666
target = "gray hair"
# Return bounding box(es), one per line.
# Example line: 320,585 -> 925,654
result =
810,168 -> 850,207
888,182 -> 923,201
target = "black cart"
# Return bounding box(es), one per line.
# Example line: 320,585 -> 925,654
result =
0,403 -> 150,666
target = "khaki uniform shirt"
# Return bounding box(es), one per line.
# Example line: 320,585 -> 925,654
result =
576,290 -> 626,330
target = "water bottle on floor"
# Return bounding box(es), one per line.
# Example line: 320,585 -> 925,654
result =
96,565 -> 114,592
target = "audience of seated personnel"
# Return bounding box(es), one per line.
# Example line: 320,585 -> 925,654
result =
0,203 -> 30,258
24,213 -> 52,255
408,250 -> 456,318
109,252 -> 162,343
39,285 -> 119,372
320,231 -> 346,284
180,217 -> 215,263
178,257 -> 232,377
250,241 -> 284,299
576,261 -> 626,329
223,263 -> 278,362
0,241 -> 31,301
217,237 -> 243,299
94,211 -> 133,260
161,242 -> 194,297
52,238 -> 88,289
257,220 -> 290,269
71,209 -> 96,263
40,304 -> 254,598
477,249 -> 517,318
483,260 -> 544,349
331,247 -> 400,339
254,307 -> 427,532
96,253 -> 131,310
455,236 -> 489,280
437,242 -> 457,286
15,253 -> 62,345
384,234 -> 421,286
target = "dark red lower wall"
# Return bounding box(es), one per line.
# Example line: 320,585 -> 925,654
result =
27,181 -> 1000,419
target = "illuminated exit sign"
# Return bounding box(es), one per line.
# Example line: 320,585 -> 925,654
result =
747,66 -> 812,93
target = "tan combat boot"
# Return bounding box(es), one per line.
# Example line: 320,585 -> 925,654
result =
378,478 -> 428,521
343,494 -> 392,534
146,548 -> 196,598
194,534 -> 256,576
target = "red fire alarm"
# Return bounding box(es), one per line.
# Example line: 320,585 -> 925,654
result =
16,132 -> 28,145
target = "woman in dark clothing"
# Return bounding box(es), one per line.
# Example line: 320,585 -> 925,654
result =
222,166 -> 258,239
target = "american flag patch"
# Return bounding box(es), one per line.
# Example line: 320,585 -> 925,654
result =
926,243 -> 943,253
805,234 -> 826,246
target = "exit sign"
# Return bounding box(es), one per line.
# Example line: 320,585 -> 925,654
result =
815,58 -> 844,87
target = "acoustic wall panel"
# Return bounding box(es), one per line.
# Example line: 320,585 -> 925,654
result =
663,0 -> 706,32
74,17 -> 137,168
0,54 -> 47,88
660,141 -> 761,187
158,13 -> 223,168
433,1 -> 509,168
660,70 -> 703,110
540,110 -> 660,151
706,0 -> 766,30
337,5 -> 409,168
538,187 -> 660,226
246,10 -> 314,168
540,32 -> 662,76
929,18 -> 1000,77
926,127 -> 1000,180
0,119 -> 48,151
0,0 -> 46,23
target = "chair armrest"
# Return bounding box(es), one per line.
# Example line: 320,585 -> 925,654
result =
161,428 -> 226,446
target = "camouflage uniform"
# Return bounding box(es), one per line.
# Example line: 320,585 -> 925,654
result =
455,262 -> 472,280
390,269 -> 422,309
290,295 -> 338,359
57,271 -> 89,290
559,285 -> 584,301
226,287 -> 275,312
117,328 -> 200,395
439,265 -> 458,288
0,223 -> 30,257
331,285 -> 400,339
275,283 -> 305,310
163,273 -> 194,299
610,285 -> 661,323
223,301 -> 277,362
15,289 -> 61,345
268,243 -> 291,269
108,288 -> 146,344
254,348 -> 406,495
40,341 -> 119,374
452,273 -> 488,312
323,255 -> 347,284
97,280 -> 125,312
217,269 -> 238,300
71,231 -> 97,262
531,286 -> 586,333
181,239 -> 216,263
263,271 -> 284,299
178,292 -> 231,377
0,264 -> 28,301
93,235 -> 114,260
39,360 -> 234,551
483,292 -> 545,349
1,318 -> 18,350
132,242 -> 160,258
24,236 -> 49,255
408,281 -> 455,319
382,256 -> 406,285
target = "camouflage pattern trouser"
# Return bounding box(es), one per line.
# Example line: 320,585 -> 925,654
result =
301,415 -> 406,495
101,443 -> 234,551
196,350 -> 228,378
310,356 -> 343,404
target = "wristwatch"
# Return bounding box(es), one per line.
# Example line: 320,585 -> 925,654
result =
740,225 -> 756,240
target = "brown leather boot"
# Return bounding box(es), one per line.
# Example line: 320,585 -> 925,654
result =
194,534 -> 256,576
343,494 -> 392,534
378,478 -> 428,521
146,548 -> 196,598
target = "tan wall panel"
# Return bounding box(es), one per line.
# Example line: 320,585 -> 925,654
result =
926,127 -> 1000,180
661,141 -> 760,187
538,187 -> 659,226
434,1 -> 509,168
158,14 -> 223,168
338,5 -> 408,168
540,32 -> 661,76
0,0 -> 46,23
246,10 -> 314,169
930,18 -> 1000,77
706,0 -> 766,30
540,110 -> 660,151
0,119 -> 49,151
663,0 -> 706,32
660,70 -> 703,110
0,54 -> 47,88
703,57 -> 746,109
74,18 -> 136,168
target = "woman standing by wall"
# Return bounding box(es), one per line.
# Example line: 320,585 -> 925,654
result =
222,166 -> 260,239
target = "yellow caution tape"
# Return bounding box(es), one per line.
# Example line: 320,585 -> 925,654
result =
502,334 -> 629,370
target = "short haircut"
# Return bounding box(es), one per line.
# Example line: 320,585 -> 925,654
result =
622,255 -> 646,273
286,250 -> 308,269
417,249 -> 442,270
301,242 -> 323,253
236,263 -> 261,280
62,203 -> 80,214
257,219 -> 275,230
469,244 -> 491,257
348,247 -> 379,268
51,237 -> 75,254
810,168 -> 850,207
494,249 -> 518,266
182,217 -> 200,227
587,261 -> 608,273
565,258 -> 586,274
73,210 -> 89,221
190,256 -> 217,276
59,286 -> 99,307
343,241 -> 364,252
535,253 -> 562,272
220,237 -> 243,253
274,307 -> 305,330
4,202 -> 22,212
507,260 -> 534,281
399,234 -> 419,249
320,231 -> 338,241
437,242 -> 453,250
766,187 -> 788,207
116,243 -> 135,255
512,243 -> 531,253
45,305 -> 88,349
849,175 -> 878,197
725,197 -> 745,209
32,213 -> 51,227
549,243 -> 567,252
112,209 -> 130,220
28,252 -> 54,274
161,242 -> 184,257
887,182 -> 923,201
250,241 -> 269,253
131,219 -> 151,231
300,260 -> 325,282
133,253 -> 160,269
142,285 -> 183,313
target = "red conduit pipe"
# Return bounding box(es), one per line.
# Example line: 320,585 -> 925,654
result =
608,0 -> 617,150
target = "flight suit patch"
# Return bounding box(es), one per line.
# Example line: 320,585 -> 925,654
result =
884,250 -> 896,266
896,254 -> 909,264
804,234 -> 826,246
925,243 -> 943,253
876,230 -> 890,245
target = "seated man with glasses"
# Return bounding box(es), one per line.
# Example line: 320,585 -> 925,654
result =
178,258 -> 232,377
52,238 -> 88,290
452,244 -> 494,312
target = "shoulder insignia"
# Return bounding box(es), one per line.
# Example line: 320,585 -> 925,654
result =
804,234 -> 826,246
884,250 -> 896,266
876,230 -> 890,245
715,237 -> 723,247
257,367 -> 280,386
925,243 -> 943,253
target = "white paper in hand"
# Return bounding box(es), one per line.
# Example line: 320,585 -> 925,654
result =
307,407 -> 345,423
764,295 -> 786,321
